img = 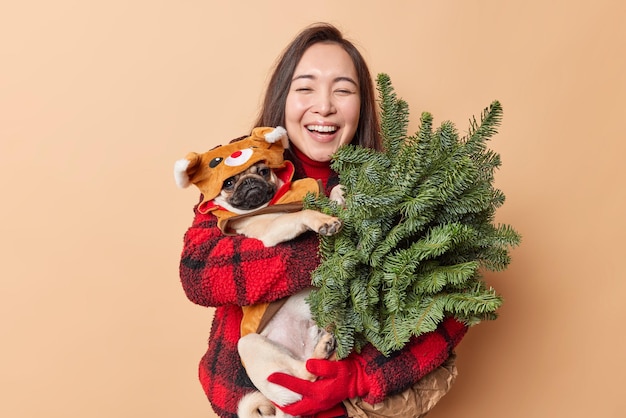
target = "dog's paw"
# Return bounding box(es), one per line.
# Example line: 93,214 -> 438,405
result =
329,185 -> 346,207
318,218 -> 342,236
238,391 -> 277,418
312,332 -> 337,360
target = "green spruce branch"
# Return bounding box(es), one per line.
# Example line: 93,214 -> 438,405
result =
305,73 -> 521,359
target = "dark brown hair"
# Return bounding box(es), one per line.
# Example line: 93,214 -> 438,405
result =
254,23 -> 382,151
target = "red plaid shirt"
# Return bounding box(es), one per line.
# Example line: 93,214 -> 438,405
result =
179,156 -> 467,418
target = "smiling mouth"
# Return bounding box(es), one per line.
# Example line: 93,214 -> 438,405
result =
306,124 -> 338,134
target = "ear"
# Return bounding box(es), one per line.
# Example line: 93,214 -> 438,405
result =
264,126 -> 289,148
174,152 -> 201,188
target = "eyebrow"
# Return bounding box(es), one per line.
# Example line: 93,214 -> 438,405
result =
292,74 -> 358,86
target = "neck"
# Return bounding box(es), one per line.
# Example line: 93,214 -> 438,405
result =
291,145 -> 334,187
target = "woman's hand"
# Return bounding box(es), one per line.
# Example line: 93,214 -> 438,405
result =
267,357 -> 370,416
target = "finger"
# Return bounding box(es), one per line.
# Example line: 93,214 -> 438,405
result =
267,372 -> 312,393
305,358 -> 337,377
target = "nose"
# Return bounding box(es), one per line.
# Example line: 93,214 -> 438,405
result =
313,91 -> 336,116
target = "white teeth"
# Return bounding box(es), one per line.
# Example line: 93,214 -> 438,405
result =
307,125 -> 337,133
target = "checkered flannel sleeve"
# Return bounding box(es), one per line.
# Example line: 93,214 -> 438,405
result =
179,204 -> 321,307
356,316 -> 468,404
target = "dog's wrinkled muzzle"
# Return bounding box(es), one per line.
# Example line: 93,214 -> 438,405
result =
229,178 -> 277,210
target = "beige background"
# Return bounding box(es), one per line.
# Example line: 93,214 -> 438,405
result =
1,1 -> 624,417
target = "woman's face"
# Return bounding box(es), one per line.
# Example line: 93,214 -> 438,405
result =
285,42 -> 361,162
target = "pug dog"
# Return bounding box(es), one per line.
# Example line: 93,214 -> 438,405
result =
175,127 -> 341,417
213,163 -> 340,417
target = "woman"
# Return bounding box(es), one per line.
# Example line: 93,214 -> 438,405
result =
179,23 -> 467,418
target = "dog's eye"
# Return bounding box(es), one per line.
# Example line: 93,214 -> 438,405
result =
258,168 -> 270,178
223,177 -> 235,190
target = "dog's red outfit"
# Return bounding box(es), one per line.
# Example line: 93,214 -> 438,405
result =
179,147 -> 467,418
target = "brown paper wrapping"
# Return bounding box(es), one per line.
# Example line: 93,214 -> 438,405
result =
343,353 -> 458,418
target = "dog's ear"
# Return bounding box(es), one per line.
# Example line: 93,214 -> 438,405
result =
174,152 -> 201,188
